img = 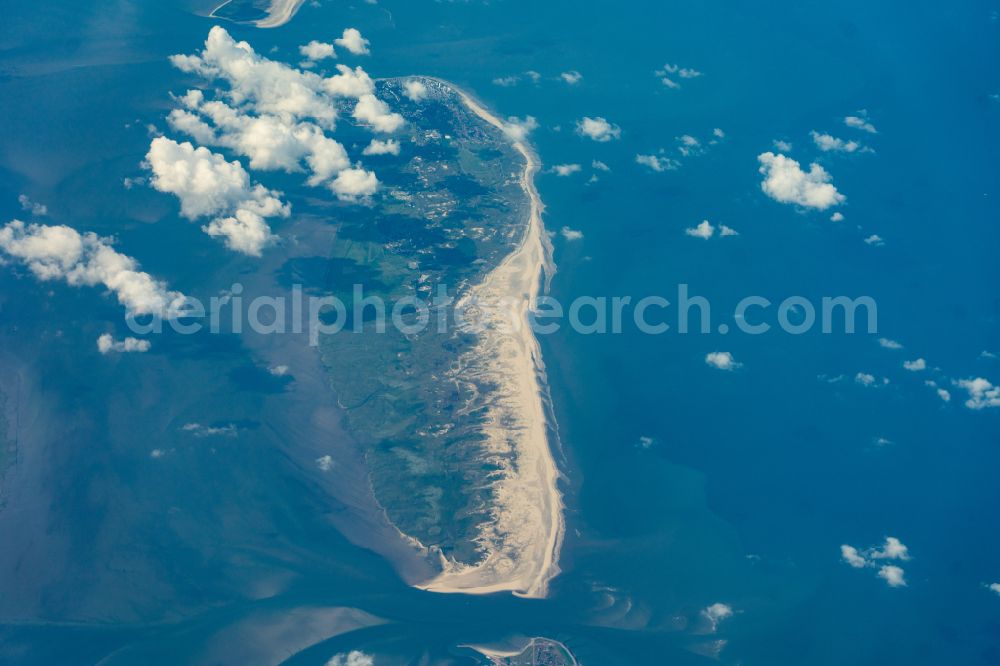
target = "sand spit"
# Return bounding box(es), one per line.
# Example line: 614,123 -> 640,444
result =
413,80 -> 565,599
208,0 -> 306,28
255,0 -> 306,28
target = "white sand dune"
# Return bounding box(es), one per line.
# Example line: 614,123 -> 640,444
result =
413,81 -> 565,599
255,0 -> 306,28
208,0 -> 306,28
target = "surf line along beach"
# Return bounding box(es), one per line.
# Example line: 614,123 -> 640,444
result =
412,79 -> 566,599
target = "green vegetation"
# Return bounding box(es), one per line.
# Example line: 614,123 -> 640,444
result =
313,79 -> 529,564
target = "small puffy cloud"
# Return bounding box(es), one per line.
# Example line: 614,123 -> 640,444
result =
269,364 -> 289,376
97,334 -> 151,354
841,545 -> 867,568
403,79 -> 428,102
524,70 -> 542,84
325,652 -> 373,666
576,116 -> 621,142
862,234 -> 885,246
871,536 -> 910,561
552,163 -> 581,177
335,28 -> 370,55
980,350 -> 998,360
353,93 -> 405,133
182,422 -> 237,438
878,565 -> 907,587
879,337 -> 903,350
701,603 -> 733,633
299,40 -> 336,61
758,152 -> 845,210
492,75 -> 520,87
0,220 -> 186,318
855,372 -> 876,386
989,583 -> 1000,596
635,154 -> 678,172
955,377 -> 1000,409
662,63 -> 702,79
592,160 -> 610,172
844,112 -> 877,134
502,115 -> 538,142
323,65 -> 376,98
560,70 -> 583,85
330,167 -> 378,201
560,226 -> 583,241
685,220 -> 738,239
316,455 -> 334,471
18,194 -> 48,216
841,538 -> 910,587
676,134 -> 703,157
903,358 -> 926,372
706,351 -> 740,371
773,139 -> 793,152
830,212 -> 845,222
811,131 -> 863,153
363,139 -> 401,156
686,220 -> 714,239
937,388 -> 952,402
203,209 -> 278,256
656,63 -> 701,89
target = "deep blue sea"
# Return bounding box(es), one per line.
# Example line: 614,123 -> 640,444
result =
1,1 -> 998,664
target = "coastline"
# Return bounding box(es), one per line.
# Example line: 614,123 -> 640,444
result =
467,637 -> 580,666
413,81 -> 565,599
255,0 -> 306,28
208,0 -> 305,28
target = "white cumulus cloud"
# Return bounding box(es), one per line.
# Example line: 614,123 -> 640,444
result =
144,137 -> 288,255
325,651 -> 374,666
706,351 -> 740,371
403,79 -> 428,102
363,139 -> 401,156
552,163 -> 581,177
353,93 -> 405,133
97,333 -> 151,354
841,545 -> 867,568
758,152 -> 845,210
903,358 -> 926,372
811,131 -> 863,153
635,154 -> 678,172
576,116 -> 621,142
299,40 -> 336,61
502,115 -> 538,142
701,603 -> 733,633
330,167 -> 379,201
955,377 -> 1000,410
560,70 -> 583,85
844,112 -> 877,134
0,220 -> 186,318
18,194 -> 48,216
335,28 -> 370,56
878,565 -> 907,587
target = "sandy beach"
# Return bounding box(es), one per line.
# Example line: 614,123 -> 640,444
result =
255,0 -> 306,28
413,82 -> 565,599
208,0 -> 306,28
